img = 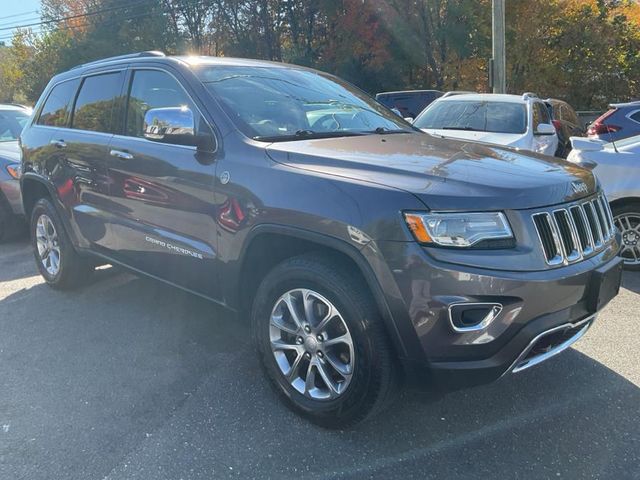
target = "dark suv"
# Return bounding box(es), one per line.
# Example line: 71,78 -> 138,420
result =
20,52 -> 623,428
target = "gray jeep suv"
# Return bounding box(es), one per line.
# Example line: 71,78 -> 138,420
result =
20,52 -> 623,428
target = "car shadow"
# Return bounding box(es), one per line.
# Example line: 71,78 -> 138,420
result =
0,271 -> 638,480
622,270 -> 640,295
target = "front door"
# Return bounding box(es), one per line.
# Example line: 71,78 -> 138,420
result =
104,68 -> 219,298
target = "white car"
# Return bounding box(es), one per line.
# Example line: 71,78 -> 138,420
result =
413,93 -> 559,156
567,135 -> 640,270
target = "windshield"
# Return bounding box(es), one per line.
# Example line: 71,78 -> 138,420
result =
0,109 -> 30,142
414,100 -> 527,134
197,66 -> 412,141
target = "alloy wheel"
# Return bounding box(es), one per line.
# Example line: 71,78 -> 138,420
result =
615,213 -> 640,266
35,214 -> 61,276
269,288 -> 354,400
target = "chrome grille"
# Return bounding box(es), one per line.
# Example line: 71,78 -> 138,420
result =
533,193 -> 615,265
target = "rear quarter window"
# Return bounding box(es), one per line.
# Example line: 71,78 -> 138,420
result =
36,79 -> 80,127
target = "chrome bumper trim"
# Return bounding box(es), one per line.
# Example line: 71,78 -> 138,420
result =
507,315 -> 595,375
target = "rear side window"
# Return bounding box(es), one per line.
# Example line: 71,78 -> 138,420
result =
71,72 -> 124,133
37,79 -> 79,127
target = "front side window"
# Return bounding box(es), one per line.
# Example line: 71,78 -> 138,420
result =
414,100 -> 527,134
125,70 -> 201,139
0,109 -> 30,142
71,72 -> 123,133
532,102 -> 551,131
197,66 -> 411,141
37,79 -> 79,127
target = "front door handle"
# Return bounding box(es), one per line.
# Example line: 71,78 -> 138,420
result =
110,149 -> 133,161
50,139 -> 67,148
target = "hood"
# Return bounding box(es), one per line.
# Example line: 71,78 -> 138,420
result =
265,133 -> 597,211
421,128 -> 525,147
0,141 -> 20,163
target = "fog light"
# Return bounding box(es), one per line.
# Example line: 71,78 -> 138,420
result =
448,303 -> 502,332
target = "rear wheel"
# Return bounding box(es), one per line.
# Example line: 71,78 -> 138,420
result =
30,198 -> 93,288
613,202 -> 640,271
251,253 -> 398,428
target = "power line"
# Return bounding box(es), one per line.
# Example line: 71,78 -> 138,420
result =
0,1 -> 208,42
0,0 -> 158,32
0,9 -> 39,23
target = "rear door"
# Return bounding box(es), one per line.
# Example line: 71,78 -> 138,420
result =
21,78 -> 80,219
59,70 -> 126,248
103,67 -> 219,298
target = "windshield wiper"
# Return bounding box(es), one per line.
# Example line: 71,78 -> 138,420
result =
253,130 -> 366,142
363,127 -> 413,135
441,126 -> 482,131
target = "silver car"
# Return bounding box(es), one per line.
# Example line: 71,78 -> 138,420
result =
568,135 -> 640,269
0,104 -> 30,241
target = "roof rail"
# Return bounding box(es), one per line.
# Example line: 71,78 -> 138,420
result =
522,92 -> 538,100
442,91 -> 475,98
71,51 -> 165,70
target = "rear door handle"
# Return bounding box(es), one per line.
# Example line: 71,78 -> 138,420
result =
50,139 -> 66,148
110,149 -> 133,161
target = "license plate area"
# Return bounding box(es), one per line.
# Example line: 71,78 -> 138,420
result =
587,257 -> 623,313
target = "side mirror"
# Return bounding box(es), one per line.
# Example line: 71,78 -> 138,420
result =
144,106 -> 197,147
535,123 -> 556,136
404,117 -> 414,124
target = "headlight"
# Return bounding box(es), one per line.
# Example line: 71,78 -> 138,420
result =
6,163 -> 21,179
404,211 -> 513,247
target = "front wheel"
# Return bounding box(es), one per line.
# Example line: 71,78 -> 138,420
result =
613,203 -> 640,271
251,253 -> 398,428
30,198 -> 93,288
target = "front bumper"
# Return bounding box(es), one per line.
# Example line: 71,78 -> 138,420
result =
376,238 -> 621,389
0,177 -> 24,215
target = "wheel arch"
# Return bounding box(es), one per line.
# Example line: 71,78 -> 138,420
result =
235,224 -> 410,359
21,173 -> 80,247
610,196 -> 640,210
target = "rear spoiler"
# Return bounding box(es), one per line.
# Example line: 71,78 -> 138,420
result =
569,136 -> 605,152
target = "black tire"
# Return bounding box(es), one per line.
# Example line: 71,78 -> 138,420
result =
0,200 -> 8,243
30,197 -> 93,289
251,253 -> 398,428
613,202 -> 640,271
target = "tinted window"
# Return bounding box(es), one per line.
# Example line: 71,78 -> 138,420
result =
71,72 -> 123,133
126,70 -> 200,138
532,102 -> 550,130
198,66 -> 410,141
37,79 -> 79,127
377,92 -> 440,118
414,100 -> 527,134
0,109 -> 30,141
630,110 -> 640,123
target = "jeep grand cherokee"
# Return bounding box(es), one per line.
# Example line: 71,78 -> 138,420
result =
20,52 -> 623,428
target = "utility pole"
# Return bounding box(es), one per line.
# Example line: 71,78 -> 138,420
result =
491,0 -> 506,93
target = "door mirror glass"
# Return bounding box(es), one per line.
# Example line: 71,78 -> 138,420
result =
143,107 -> 196,146
535,123 -> 556,136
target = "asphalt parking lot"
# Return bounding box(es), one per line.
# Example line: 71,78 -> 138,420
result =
0,238 -> 639,480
